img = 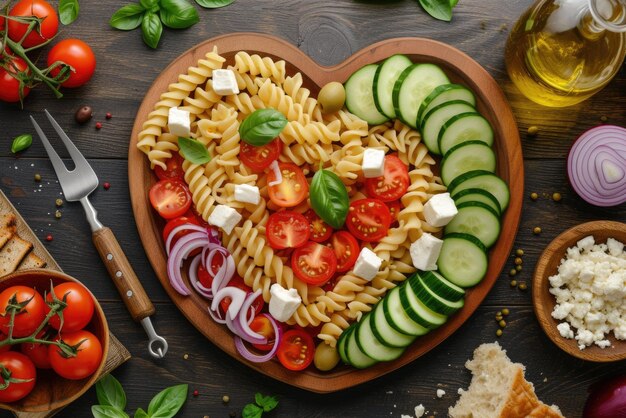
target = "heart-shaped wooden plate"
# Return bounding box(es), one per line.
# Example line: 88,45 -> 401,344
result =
128,33 -> 523,393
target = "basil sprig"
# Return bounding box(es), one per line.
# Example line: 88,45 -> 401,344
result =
239,109 -> 288,146
242,393 -> 279,418
418,0 -> 458,22
178,137 -> 211,164
195,0 -> 234,8
58,0 -> 80,25
310,168 -> 349,229
11,134 -> 32,154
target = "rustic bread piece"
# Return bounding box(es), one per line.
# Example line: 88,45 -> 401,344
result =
449,343 -> 563,418
0,213 -> 17,251
0,236 -> 33,276
18,252 -> 47,270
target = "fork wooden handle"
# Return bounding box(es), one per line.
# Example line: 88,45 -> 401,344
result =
92,227 -> 155,322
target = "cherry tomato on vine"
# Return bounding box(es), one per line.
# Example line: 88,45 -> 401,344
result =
0,352 -> 36,402
8,0 -> 59,49
291,241 -> 337,285
154,152 -> 185,180
0,286 -> 45,338
149,179 -> 192,219
249,315 -> 276,351
0,57 -> 30,103
266,211 -> 310,249
364,154 -> 409,202
330,231 -> 359,272
276,329 -> 314,371
0,332 -> 10,354
48,330 -> 102,380
303,209 -> 332,243
240,138 -> 282,171
345,198 -> 391,242
267,162 -> 308,208
45,282 -> 95,332
20,330 -> 51,369
47,39 -> 96,88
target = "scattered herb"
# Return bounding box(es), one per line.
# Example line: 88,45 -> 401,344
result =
239,109 -> 288,146
310,168 -> 349,229
194,0 -> 234,8
242,393 -> 279,418
178,137 -> 211,164
141,12 -> 163,49
96,373 -> 127,412
418,0 -> 454,22
11,134 -> 32,154
160,0 -> 200,29
58,0 -> 80,25
92,405 -> 129,418
110,4 -> 146,30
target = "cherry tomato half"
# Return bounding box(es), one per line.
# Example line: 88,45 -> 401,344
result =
0,286 -> 45,338
45,282 -> 95,332
276,329 -> 314,371
0,352 -> 36,402
330,231 -> 360,272
345,198 -> 391,242
0,57 -> 30,103
267,162 -> 308,208
249,315 -> 276,351
162,216 -> 200,246
20,330 -> 51,369
303,209 -> 332,243
266,211 -> 310,250
385,200 -> 402,227
196,249 -> 228,289
49,330 -> 102,380
219,277 -> 263,316
365,154 -> 409,202
291,241 -> 337,286
149,179 -> 192,219
8,0 -> 58,48
240,138 -> 282,171
47,39 -> 96,88
154,152 -> 185,180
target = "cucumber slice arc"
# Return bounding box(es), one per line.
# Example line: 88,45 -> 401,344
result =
444,201 -> 501,248
420,101 -> 476,155
408,273 -> 465,315
438,112 -> 494,156
373,55 -> 413,119
417,83 -> 476,127
337,324 -> 355,365
356,313 -> 405,362
420,271 -> 466,302
345,322 -> 378,369
448,170 -> 510,211
452,188 -> 502,216
345,64 -> 390,125
437,233 -> 489,288
399,280 -> 448,329
371,303 -> 416,348
392,63 -> 450,129
383,287 -> 430,336
440,140 -> 497,186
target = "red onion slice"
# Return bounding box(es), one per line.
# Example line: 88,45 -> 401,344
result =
234,314 -> 283,363
166,232 -> 212,295
165,224 -> 207,256
236,290 -> 266,344
268,160 -> 283,187
211,287 -> 246,321
188,254 -> 213,299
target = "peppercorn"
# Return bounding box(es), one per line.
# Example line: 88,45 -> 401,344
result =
516,249 -> 524,256
106,112 -> 112,119
34,173 -> 42,182
103,182 -> 111,190
552,192 -> 562,202
499,320 -> 507,328
45,234 -> 53,242
527,126 -> 539,136
95,122 -> 103,130
183,353 -> 189,360
518,282 -> 528,291
510,279 -> 517,287
496,329 -> 503,337
55,198 -> 63,207
502,308 -> 510,316
514,257 -> 523,265
509,268 -> 517,276
495,315 -> 503,322
516,265 -> 523,272
55,210 -> 62,219
193,389 -> 199,397
533,226 -> 542,235
530,192 -> 538,200
222,395 -> 230,403
600,115 -> 608,122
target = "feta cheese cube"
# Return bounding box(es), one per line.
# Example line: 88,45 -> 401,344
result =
167,107 -> 191,137
234,184 -> 260,205
353,247 -> 382,281
361,148 -> 385,178
211,69 -> 240,96
207,205 -> 242,234
607,237 -> 624,256
423,193 -> 458,227
269,284 -> 301,322
557,322 -> 574,339
575,329 -> 594,347
410,233 -> 443,271
577,235 -> 595,252
551,302 -> 573,320
436,389 -> 445,398
414,405 -> 425,418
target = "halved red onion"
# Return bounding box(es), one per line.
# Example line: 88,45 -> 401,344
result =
188,255 -> 212,299
166,231 -> 212,295
237,290 -> 266,342
568,125 -> 626,207
268,160 -> 283,187
234,314 -> 283,363
165,224 -> 207,256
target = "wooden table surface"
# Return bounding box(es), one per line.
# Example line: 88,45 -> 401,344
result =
1,0 -> 625,417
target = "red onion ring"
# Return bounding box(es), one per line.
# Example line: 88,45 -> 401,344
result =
236,290 -> 266,343
165,224 -> 207,256
211,287 -> 246,321
166,232 -> 212,295
268,160 -> 283,187
234,314 -> 283,363
188,255 -> 212,299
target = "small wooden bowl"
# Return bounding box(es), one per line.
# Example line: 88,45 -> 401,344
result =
533,220 -> 626,362
0,269 -> 109,413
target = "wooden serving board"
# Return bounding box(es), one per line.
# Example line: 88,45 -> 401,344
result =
0,190 -> 131,418
128,33 -> 523,393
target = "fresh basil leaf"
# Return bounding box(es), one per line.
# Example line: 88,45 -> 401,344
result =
91,405 -> 129,418
147,384 -> 188,418
450,0 -> 459,6
194,0 -> 234,8
11,134 -> 32,154
110,4 -> 145,30
133,408 -> 149,418
310,169 -> 349,229
242,403 -> 263,418
255,393 -> 278,412
419,0 -> 453,21
58,0 -> 79,25
239,109 -> 288,146
141,11 -> 163,49
96,374 -> 127,412
140,0 -> 158,9
159,0 -> 199,29
178,137 -> 211,164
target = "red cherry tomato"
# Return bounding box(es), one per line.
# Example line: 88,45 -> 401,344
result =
249,315 -> 276,351
20,330 -> 51,369
276,329 -> 314,371
240,139 -> 282,171
345,198 -> 391,242
0,332 -> 10,353
8,0 -> 58,48
266,211 -> 310,250
291,241 -> 337,285
0,352 -> 36,402
0,286 -> 45,338
154,152 -> 185,180
219,277 -> 263,316
162,216 -> 201,245
330,231 -> 360,272
149,179 -> 192,219
365,155 -> 409,202
46,39 -> 96,88
196,249 -> 227,289
385,200 -> 402,226
267,162 -> 308,208
0,57 -> 30,103
303,209 -> 332,242
48,330 -> 102,380
45,282 -> 95,332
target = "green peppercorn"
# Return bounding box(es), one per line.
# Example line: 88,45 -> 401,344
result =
502,308 -> 510,316
496,329 -> 503,337
552,192 -> 562,202
495,315 -> 503,322
509,268 -> 517,276
516,265 -> 523,272
600,115 -> 608,122
499,320 -> 507,328
514,257 -> 523,265
530,192 -> 538,200
34,174 -> 42,182
55,198 -> 63,207
55,210 -> 62,219
510,280 -> 518,287
527,126 -> 539,136
515,249 -> 524,256
518,282 -> 528,291
533,226 -> 542,235
222,395 -> 230,403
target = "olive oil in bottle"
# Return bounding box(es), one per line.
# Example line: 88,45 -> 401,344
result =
505,0 -> 626,107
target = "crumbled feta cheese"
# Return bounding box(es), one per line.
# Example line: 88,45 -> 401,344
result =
577,235 -> 595,252
423,193 -> 458,227
595,339 -> 611,348
410,233 -> 443,271
362,148 -> 386,178
436,389 -> 445,398
415,405 -> 425,417
269,284 -> 301,322
353,247 -> 382,281
551,302 -> 573,320
212,69 -> 240,95
234,184 -> 260,205
607,238 -> 624,256
207,205 -> 242,234
557,322 -> 574,339
167,107 -> 191,137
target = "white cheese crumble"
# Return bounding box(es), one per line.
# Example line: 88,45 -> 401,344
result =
436,389 -> 445,398
549,235 -> 625,349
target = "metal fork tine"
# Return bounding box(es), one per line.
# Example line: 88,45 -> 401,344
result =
30,116 -> 70,177
44,109 -> 92,169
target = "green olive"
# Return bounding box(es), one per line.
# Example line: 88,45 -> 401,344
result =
318,82 -> 346,114
313,342 -> 340,371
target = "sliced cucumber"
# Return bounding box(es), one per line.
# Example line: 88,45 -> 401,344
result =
373,55 -> 413,119
345,322 -> 378,369
420,101 -> 475,155
437,233 -> 488,288
408,273 -> 465,316
399,280 -> 448,329
392,63 -> 450,129
371,300 -> 416,348
356,313 -> 405,362
438,112 -> 494,156
444,201 -> 501,248
345,64 -> 390,125
337,324 -> 355,365
452,188 -> 502,216
420,271 -> 465,302
417,84 -> 476,127
448,170 -> 510,211
440,140 -> 496,186
383,286 -> 430,336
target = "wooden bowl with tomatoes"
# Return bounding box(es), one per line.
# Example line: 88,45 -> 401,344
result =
0,269 -> 109,413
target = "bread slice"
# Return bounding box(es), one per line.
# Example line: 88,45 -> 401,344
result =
18,252 -> 47,270
0,213 -> 17,251
0,236 -> 33,276
449,343 -> 563,418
